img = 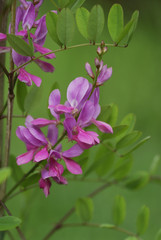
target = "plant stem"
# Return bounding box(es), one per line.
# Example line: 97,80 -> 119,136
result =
11,43 -> 127,74
0,200 -> 27,240
0,115 -> 27,120
0,0 -> 9,168
42,180 -> 117,240
2,0 -> 16,199
2,162 -> 40,202
60,223 -> 142,239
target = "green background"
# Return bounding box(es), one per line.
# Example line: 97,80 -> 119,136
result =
3,0 -> 161,239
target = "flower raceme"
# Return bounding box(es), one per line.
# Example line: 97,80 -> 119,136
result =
16,60 -> 113,196
0,0 -> 55,86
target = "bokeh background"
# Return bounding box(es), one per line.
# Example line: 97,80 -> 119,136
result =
3,0 -> 161,239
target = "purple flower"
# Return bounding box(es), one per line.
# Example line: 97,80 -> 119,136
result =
16,116 -> 58,165
97,64 -> 112,86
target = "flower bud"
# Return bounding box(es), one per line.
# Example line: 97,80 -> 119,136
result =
85,62 -> 95,79
97,46 -> 102,56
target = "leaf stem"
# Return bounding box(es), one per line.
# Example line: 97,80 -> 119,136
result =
60,222 -> 142,239
42,180 -> 117,240
11,42 -> 127,74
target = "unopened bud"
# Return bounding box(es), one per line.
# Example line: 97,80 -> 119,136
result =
103,46 -> 108,54
97,46 -> 102,56
95,58 -> 100,69
85,62 -> 95,79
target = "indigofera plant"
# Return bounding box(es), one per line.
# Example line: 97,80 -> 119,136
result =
0,0 -> 160,240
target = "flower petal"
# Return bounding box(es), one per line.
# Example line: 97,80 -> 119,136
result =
16,149 -> 35,165
34,15 -> 47,45
91,118 -> 113,133
22,2 -> 35,30
85,62 -> 94,79
63,117 -> 76,139
78,100 -> 94,127
34,43 -> 56,59
63,144 -> 83,158
32,118 -> 56,127
0,33 -> 7,41
34,147 -> 49,162
39,178 -> 51,197
63,157 -> 82,175
47,124 -> 58,146
49,89 -> 61,120
35,59 -> 55,72
0,47 -> 11,54
18,68 -> 42,87
67,77 -> 89,108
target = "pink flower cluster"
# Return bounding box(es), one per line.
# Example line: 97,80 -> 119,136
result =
16,55 -> 113,197
0,0 -> 55,86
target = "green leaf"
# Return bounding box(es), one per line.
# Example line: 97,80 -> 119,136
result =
149,155 -> 160,174
120,113 -> 136,134
136,205 -> 150,235
71,0 -> 86,13
123,136 -> 151,156
113,195 -> 126,225
0,167 -> 11,184
107,103 -> 118,126
58,0 -> 70,8
0,216 -> 22,231
9,155 -> 24,182
57,8 -> 75,46
101,125 -> 128,141
97,105 -> 112,123
116,18 -> 134,44
95,144 -> 115,176
116,131 -> 142,149
76,7 -> 90,39
125,171 -> 150,190
112,156 -> 133,180
87,5 -> 104,42
75,197 -> 94,222
155,229 -> 161,240
108,4 -> 124,42
7,34 -> 34,57
21,173 -> 40,188
127,10 -> 139,44
24,85 -> 40,113
46,11 -> 62,46
16,80 -> 28,113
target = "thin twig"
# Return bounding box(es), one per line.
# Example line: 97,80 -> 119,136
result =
61,223 -> 142,240
2,162 -> 40,202
0,200 -> 26,240
11,43 -> 127,74
0,61 -> 9,77
0,115 -> 27,120
42,180 -> 117,240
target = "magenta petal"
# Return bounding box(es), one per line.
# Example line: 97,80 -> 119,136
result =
63,117 -> 76,139
63,157 -> 82,175
47,124 -> 58,146
39,178 -> 51,197
34,43 -> 56,59
34,15 -> 47,45
28,127 -> 48,144
53,104 -> 74,114
16,126 -> 34,146
77,128 -> 94,144
63,144 -> 83,158
85,62 -> 94,79
0,47 -> 10,54
23,127 -> 44,146
67,77 -> 89,108
34,147 -> 49,162
25,115 -> 34,128
16,149 -> 35,165
18,69 -> 42,87
32,118 -> 56,127
49,89 -> 61,120
78,100 -> 94,127
22,2 -> 35,30
91,118 -> 113,133
97,65 -> 112,85
35,59 -> 55,72
0,33 -> 7,41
